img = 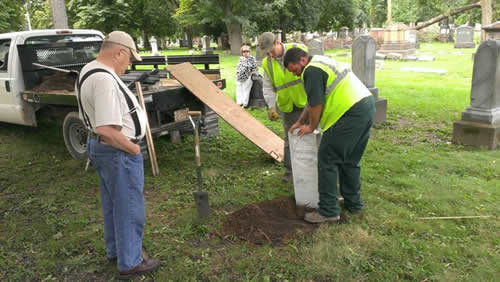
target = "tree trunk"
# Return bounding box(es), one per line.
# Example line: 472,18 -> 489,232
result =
187,32 -> 193,49
481,0 -> 492,41
225,21 -> 242,55
50,0 -> 68,29
415,2 -> 481,30
280,23 -> 287,42
142,33 -> 151,51
224,6 -> 242,55
387,0 -> 392,26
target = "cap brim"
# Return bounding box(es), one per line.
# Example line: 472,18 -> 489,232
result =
131,50 -> 142,61
259,45 -> 273,54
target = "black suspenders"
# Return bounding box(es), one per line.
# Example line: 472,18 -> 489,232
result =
76,68 -> 141,138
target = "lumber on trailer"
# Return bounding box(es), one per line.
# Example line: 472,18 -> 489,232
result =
167,63 -> 284,162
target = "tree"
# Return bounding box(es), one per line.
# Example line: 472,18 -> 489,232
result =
0,0 -> 25,32
29,0 -> 53,29
392,0 -> 419,24
316,0 -> 357,31
127,0 -> 179,50
176,0 -> 270,55
50,0 -> 69,28
352,0 -> 386,28
68,0 -> 131,33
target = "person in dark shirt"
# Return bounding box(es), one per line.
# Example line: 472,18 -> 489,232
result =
284,48 -> 375,224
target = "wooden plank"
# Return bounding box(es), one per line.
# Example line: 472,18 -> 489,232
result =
168,62 -> 284,162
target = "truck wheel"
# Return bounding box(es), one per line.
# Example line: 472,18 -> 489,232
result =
63,112 -> 88,160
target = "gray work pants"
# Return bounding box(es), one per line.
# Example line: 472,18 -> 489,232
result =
281,105 -> 304,174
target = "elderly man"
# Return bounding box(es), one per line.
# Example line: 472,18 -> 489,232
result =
77,31 -> 160,278
258,32 -> 309,183
284,48 -> 375,224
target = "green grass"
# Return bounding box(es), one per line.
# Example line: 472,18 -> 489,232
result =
0,43 -> 499,281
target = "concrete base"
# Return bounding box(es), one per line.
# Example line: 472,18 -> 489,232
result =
452,120 -> 500,149
368,88 -> 387,124
201,48 -> 214,54
374,98 -> 388,124
454,42 -> 475,48
378,42 -> 416,58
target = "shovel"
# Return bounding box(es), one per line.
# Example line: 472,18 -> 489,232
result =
188,111 -> 211,218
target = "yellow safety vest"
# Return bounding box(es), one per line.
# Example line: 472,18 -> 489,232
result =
302,55 -> 371,132
262,43 -> 308,112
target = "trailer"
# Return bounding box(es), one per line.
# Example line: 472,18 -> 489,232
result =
0,29 -> 224,160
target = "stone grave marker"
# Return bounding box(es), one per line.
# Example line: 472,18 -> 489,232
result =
352,35 -> 387,124
339,27 -> 349,40
201,35 -> 213,54
453,39 -> 500,149
454,25 -> 475,48
306,38 -> 324,55
483,21 -> 500,40
406,29 -> 419,49
150,36 -> 160,56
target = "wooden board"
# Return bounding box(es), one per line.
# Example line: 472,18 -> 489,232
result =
168,63 -> 284,162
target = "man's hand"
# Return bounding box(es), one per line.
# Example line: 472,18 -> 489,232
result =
294,124 -> 314,136
96,125 -> 140,155
289,121 -> 301,133
267,107 -> 279,121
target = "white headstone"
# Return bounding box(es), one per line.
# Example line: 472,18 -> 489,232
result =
150,36 -> 159,56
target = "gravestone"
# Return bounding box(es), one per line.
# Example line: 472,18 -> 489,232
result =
352,35 -> 387,124
353,28 -> 360,39
378,23 -> 416,58
339,27 -> 349,40
150,36 -> 160,56
439,18 -> 450,42
452,39 -> 500,149
406,29 -> 419,49
454,25 -> 475,48
483,21 -> 500,40
201,35 -> 213,54
306,38 -> 324,55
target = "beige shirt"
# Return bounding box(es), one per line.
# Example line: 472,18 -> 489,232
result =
78,60 -> 147,139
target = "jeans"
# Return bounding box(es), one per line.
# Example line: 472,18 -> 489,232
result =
318,96 -> 375,217
87,138 -> 145,271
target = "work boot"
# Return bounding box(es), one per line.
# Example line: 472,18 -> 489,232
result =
281,171 -> 293,183
118,258 -> 161,280
304,211 -> 340,224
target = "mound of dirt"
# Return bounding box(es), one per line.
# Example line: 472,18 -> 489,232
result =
221,196 -> 320,245
32,72 -> 77,93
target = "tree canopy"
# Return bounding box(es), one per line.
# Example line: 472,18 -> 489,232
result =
0,0 -> 498,50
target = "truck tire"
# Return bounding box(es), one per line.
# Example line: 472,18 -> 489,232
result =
63,111 -> 88,160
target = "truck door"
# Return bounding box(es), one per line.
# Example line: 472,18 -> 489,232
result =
0,38 -> 12,102
0,37 -> 34,126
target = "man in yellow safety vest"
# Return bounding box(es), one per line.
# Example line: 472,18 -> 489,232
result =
258,32 -> 309,183
284,47 -> 376,224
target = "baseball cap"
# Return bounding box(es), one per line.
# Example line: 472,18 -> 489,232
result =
258,32 -> 276,54
104,31 -> 142,61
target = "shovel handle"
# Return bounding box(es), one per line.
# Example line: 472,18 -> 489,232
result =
188,111 -> 202,116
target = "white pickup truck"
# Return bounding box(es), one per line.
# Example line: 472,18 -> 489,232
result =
0,29 -> 223,160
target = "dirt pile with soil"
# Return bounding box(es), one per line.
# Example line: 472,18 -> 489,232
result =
222,196 -> 320,245
32,72 -> 77,93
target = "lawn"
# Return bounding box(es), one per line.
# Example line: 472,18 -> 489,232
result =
0,43 -> 498,281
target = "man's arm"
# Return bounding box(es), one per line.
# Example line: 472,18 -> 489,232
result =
289,104 -> 322,136
96,125 -> 140,155
262,71 -> 276,109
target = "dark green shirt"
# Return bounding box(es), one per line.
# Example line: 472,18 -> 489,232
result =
303,59 -> 329,107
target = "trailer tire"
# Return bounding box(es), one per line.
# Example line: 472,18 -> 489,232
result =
63,112 -> 88,160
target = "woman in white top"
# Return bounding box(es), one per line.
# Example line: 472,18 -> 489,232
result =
235,45 -> 258,107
